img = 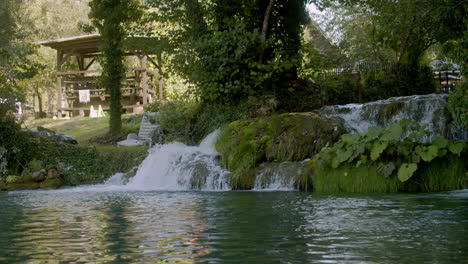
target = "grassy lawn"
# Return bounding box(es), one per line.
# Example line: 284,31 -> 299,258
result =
23,114 -> 143,146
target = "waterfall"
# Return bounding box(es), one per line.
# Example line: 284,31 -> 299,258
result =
318,94 -> 467,141
253,162 -> 309,191
125,130 -> 230,191
70,130 -> 231,192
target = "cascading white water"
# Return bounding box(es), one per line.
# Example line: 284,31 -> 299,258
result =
69,130 -> 231,192
318,94 -> 467,141
125,129 -> 230,191
252,161 -> 310,191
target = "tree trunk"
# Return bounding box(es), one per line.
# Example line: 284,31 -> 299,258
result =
260,0 -> 275,62
35,87 -> 43,117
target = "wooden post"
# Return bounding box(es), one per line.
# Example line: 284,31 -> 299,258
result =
140,55 -> 148,105
159,77 -> 164,100
57,50 -> 64,118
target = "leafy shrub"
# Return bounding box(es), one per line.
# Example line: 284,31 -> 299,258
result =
27,138 -> 147,186
312,121 -> 467,192
191,101 -> 249,143
394,65 -> 436,96
448,82 -> 468,129
178,22 -> 263,102
144,99 -> 165,113
316,64 -> 436,106
361,71 -> 399,101
318,75 -> 359,105
0,115 -> 34,177
156,99 -> 250,144
157,100 -> 199,144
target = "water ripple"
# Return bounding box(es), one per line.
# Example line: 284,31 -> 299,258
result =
0,190 -> 467,263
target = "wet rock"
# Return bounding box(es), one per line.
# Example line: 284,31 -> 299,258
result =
127,133 -> 139,140
47,168 -> 59,179
56,162 -> 67,175
40,177 -> 62,189
31,169 -> 47,182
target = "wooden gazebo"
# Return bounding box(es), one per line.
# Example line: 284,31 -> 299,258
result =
40,34 -> 163,117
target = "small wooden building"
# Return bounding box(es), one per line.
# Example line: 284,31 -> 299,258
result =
40,34 -> 163,117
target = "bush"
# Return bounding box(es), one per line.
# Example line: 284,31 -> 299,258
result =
0,115 -> 34,177
25,138 -> 147,186
448,82 -> 468,129
157,100 -> 200,144
318,75 -> 359,105
191,101 -> 249,143
316,64 -> 437,106
311,121 -> 467,192
395,65 -> 436,96
154,99 -> 251,144
361,71 -> 399,101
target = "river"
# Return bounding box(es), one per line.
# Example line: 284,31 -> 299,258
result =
1,189 -> 467,263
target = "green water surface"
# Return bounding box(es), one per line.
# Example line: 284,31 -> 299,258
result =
0,189 -> 467,263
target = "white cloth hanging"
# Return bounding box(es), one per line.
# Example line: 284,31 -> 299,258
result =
78,90 -> 90,103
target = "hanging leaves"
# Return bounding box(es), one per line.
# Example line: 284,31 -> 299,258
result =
397,163 -> 418,182
316,120 -> 466,182
420,145 -> 439,162
448,142 -> 465,156
376,162 -> 396,178
370,141 -> 388,161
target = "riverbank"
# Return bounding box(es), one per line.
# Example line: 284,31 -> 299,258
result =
0,115 -> 149,191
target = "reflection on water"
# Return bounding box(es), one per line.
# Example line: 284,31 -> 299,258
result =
0,190 -> 467,263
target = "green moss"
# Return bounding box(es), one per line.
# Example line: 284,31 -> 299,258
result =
39,177 -> 63,189
5,175 -> 20,184
217,113 -> 344,189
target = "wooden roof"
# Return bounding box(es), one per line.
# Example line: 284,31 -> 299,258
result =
40,34 -> 160,55
40,34 -> 104,54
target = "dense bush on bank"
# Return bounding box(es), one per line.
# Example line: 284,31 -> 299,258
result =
0,116 -> 147,190
310,121 -> 467,192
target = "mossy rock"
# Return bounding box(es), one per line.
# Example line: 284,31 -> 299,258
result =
312,153 -> 467,193
216,112 -> 344,188
0,181 -> 6,191
4,182 -> 41,191
39,177 -> 63,189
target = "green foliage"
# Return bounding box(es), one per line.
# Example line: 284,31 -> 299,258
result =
316,121 -> 467,186
27,159 -> 43,173
154,99 -> 250,144
6,175 -> 20,184
181,22 -> 263,102
312,154 -> 466,193
139,0 -> 310,103
318,75 -> 359,105
89,0 -> 141,135
397,163 -> 418,182
25,138 -> 147,186
0,116 -> 34,177
156,100 -> 200,144
448,83 -> 468,129
316,65 -> 436,105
